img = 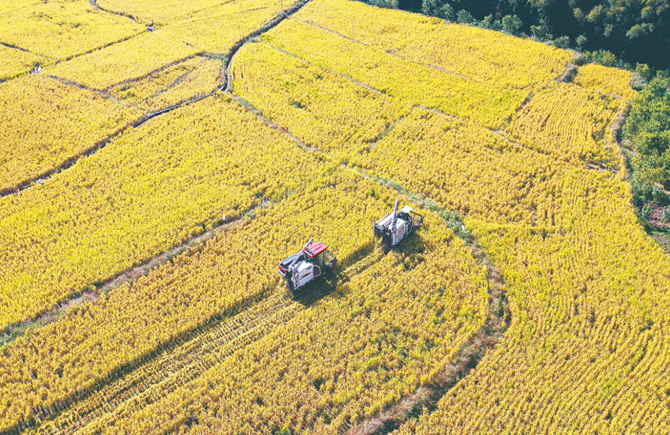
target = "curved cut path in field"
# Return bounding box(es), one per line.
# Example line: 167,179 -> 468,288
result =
21,218 -> 509,435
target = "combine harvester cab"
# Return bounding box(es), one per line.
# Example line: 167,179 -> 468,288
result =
373,200 -> 424,248
279,238 -> 338,293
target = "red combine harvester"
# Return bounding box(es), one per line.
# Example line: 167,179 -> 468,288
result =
373,200 -> 424,247
279,238 -> 338,293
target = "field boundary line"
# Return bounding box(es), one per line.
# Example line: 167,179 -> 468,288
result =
223,0 -> 313,93
46,75 -> 135,107
261,42 -> 388,97
100,53 -> 203,93
89,0 -> 143,24
230,94 -> 322,153
0,119 -> 138,198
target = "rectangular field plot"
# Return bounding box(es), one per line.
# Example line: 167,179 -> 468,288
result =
231,42 -> 411,157
0,0 -> 144,59
47,30 -> 199,89
109,56 -> 224,114
263,20 -> 528,130
294,0 -> 572,92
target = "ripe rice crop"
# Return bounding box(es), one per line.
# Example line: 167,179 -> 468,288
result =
231,42 -> 410,157
57,175 -> 491,435
294,0 -> 572,92
0,94 -> 318,332
574,63 -> 638,100
47,30 -> 199,90
354,107 -> 559,224
0,170 -> 451,433
0,0 -> 143,59
1,0 -> 663,433
396,166 -> 670,433
506,83 -> 626,168
263,19 -> 528,129
109,56 -> 223,113
48,0 -> 300,89
0,45 -> 45,81
96,0 -> 230,25
160,0 -> 302,53
0,0 -> 40,15
0,74 -> 141,193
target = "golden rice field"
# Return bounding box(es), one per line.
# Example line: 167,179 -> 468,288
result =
1,0 -> 668,433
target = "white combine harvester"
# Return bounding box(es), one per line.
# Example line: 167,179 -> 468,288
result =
373,200 -> 424,247
278,239 -> 338,293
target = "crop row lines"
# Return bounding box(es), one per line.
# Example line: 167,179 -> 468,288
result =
28,292 -> 293,434
27,243 -> 387,434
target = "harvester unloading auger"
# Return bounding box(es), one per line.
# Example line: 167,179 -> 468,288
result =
373,200 -> 424,247
279,238 -> 338,293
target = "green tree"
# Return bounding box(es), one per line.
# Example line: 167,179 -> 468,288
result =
501,15 -> 523,35
456,9 -> 476,24
624,75 -> 670,202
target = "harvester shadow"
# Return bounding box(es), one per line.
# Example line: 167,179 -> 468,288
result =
289,276 -> 338,308
290,234 -> 428,310
290,240 -> 382,307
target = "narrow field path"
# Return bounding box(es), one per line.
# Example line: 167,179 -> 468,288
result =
88,0 -> 142,24
223,0 -> 312,92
